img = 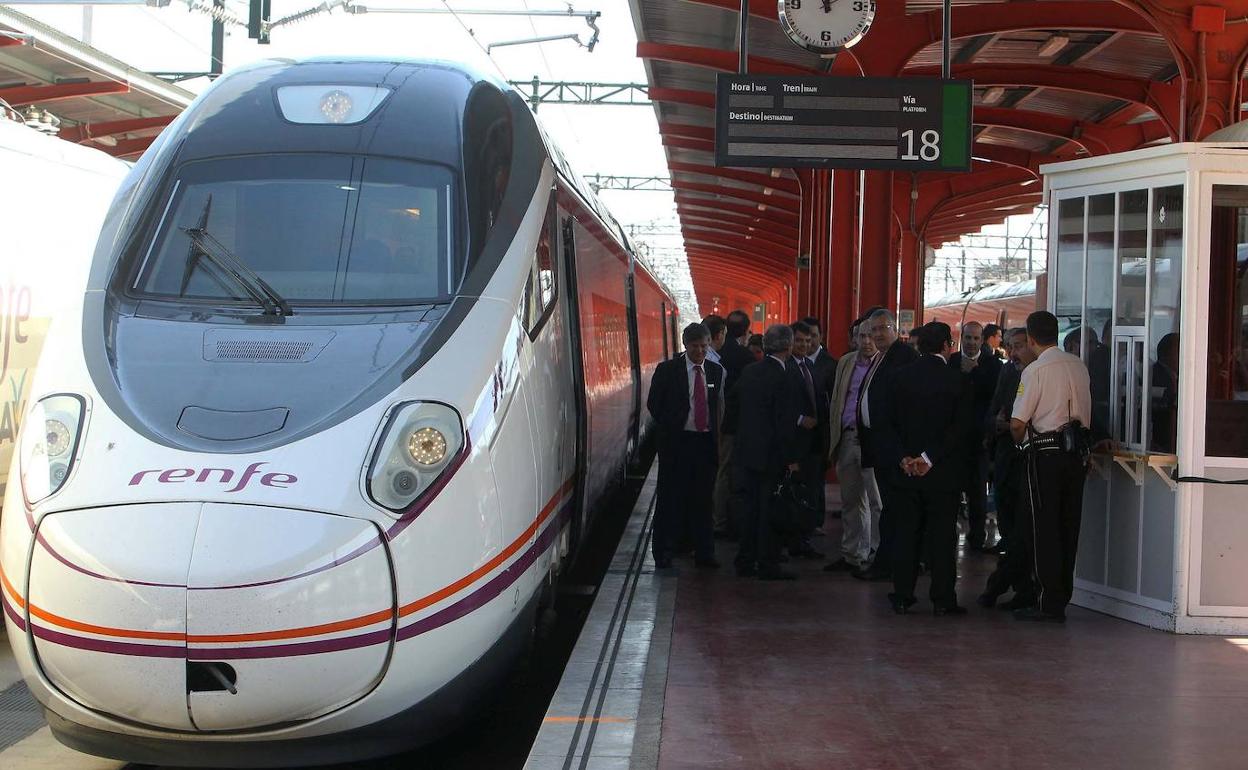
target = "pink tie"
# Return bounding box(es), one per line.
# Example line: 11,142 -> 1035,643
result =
693,365 -> 709,432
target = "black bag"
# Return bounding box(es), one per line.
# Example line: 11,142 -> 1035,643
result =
1059,419 -> 1093,462
768,472 -> 814,536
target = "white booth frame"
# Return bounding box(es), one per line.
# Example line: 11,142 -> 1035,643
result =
1043,143 -> 1248,634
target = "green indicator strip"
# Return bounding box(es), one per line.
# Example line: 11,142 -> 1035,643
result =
941,83 -> 970,170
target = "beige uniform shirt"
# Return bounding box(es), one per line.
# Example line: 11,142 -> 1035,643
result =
1012,346 -> 1092,433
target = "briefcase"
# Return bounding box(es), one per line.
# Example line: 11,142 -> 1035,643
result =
769,473 -> 814,536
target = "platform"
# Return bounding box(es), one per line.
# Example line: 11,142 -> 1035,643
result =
529,480 -> 1248,769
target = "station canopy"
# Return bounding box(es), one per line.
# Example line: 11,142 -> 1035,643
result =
629,0 -> 1180,315
0,6 -> 192,159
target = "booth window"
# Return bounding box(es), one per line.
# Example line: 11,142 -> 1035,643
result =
1086,193 -> 1114,438
1055,197 -> 1084,348
1206,185 -> 1248,457
1148,185 -> 1183,454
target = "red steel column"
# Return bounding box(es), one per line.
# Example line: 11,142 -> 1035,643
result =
828,169 -> 856,353
898,228 -> 921,327
859,170 -> 892,312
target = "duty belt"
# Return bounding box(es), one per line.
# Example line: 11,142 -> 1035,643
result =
1020,431 -> 1063,453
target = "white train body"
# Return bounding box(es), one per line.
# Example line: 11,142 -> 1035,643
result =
0,59 -> 677,766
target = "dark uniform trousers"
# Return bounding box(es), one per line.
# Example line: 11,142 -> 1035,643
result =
732,466 -> 782,571
983,449 -> 1035,601
963,448 -> 990,547
653,430 -> 716,562
890,487 -> 959,607
1023,447 -> 1087,615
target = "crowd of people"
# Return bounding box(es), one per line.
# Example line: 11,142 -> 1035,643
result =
647,306 -> 1093,622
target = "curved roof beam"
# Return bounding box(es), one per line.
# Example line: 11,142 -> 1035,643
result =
674,193 -> 801,228
662,134 -> 716,154
906,64 -> 1180,138
684,223 -> 797,252
669,160 -> 802,197
676,207 -> 801,242
683,242 -> 796,274
684,229 -> 795,261
648,87 -> 715,110
671,179 -> 801,213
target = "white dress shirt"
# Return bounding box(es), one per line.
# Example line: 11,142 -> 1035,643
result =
683,356 -> 711,432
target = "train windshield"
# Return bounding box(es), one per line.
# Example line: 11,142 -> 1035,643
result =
132,154 -> 457,306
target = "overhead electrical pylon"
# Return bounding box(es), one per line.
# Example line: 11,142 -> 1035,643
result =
586,174 -> 672,192
510,77 -> 651,110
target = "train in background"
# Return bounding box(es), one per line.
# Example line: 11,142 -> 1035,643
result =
0,118 -> 129,498
1,59 -> 678,766
924,277 -> 1042,339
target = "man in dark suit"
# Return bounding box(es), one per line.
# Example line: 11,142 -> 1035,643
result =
647,323 -> 725,569
874,322 -> 975,615
786,320 -> 824,559
729,323 -> 799,580
712,310 -> 757,538
948,321 -> 1003,550
852,308 -> 920,581
800,316 -> 836,534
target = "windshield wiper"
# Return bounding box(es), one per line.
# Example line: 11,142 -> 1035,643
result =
179,195 -> 294,316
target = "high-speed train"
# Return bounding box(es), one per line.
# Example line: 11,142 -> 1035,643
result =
0,58 -> 679,766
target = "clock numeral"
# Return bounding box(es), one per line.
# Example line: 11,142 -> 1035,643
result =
788,0 -> 801,8
821,30 -> 832,42
852,0 -> 876,11
901,129 -> 941,162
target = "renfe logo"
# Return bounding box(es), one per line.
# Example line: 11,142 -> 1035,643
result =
129,462 -> 297,493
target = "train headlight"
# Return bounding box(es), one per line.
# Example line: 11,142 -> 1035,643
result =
367,401 -> 466,512
20,394 -> 86,505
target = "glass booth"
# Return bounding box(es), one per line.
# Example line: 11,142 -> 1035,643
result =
1043,143 -> 1248,633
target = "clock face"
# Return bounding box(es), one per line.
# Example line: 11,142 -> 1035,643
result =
778,0 -> 876,55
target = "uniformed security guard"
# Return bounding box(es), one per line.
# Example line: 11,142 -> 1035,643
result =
1010,311 -> 1092,623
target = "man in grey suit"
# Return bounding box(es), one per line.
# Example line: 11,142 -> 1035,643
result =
824,320 -> 884,572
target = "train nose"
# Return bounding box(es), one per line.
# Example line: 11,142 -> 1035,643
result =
24,504 -> 395,731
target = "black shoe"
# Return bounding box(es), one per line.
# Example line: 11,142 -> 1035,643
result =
1014,607 -> 1065,623
976,592 -> 1000,609
887,593 -> 916,614
823,559 -> 855,573
985,542 -> 1008,555
695,557 -> 721,569
655,556 -> 673,569
757,567 -> 797,581
934,604 -> 968,617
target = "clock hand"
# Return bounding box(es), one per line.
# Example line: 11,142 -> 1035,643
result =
822,0 -> 833,9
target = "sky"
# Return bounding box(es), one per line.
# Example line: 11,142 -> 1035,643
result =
15,0 -> 702,317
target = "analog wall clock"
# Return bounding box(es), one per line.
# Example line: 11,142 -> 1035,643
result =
778,0 -> 877,56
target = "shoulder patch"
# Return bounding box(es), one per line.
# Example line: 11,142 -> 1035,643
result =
1016,382 -> 1025,397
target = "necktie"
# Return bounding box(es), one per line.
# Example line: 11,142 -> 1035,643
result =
693,364 -> 709,432
800,359 -> 816,407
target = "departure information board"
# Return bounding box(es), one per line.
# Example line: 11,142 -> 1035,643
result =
715,74 -> 972,172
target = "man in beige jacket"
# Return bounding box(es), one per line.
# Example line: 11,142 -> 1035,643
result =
823,320 -> 884,572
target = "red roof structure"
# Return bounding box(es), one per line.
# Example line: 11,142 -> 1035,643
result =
0,6 -> 192,160
629,0 -> 1243,345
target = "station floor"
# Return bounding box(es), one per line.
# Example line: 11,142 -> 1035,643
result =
653,521 -> 1248,769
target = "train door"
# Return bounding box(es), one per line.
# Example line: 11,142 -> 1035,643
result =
624,257 -> 643,463
660,302 -> 670,359
558,211 -> 589,557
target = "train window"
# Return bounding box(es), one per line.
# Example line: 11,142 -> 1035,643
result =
1148,185 -> 1183,454
131,154 -> 457,306
1205,185 -> 1248,457
463,84 -> 513,263
524,192 -> 559,338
